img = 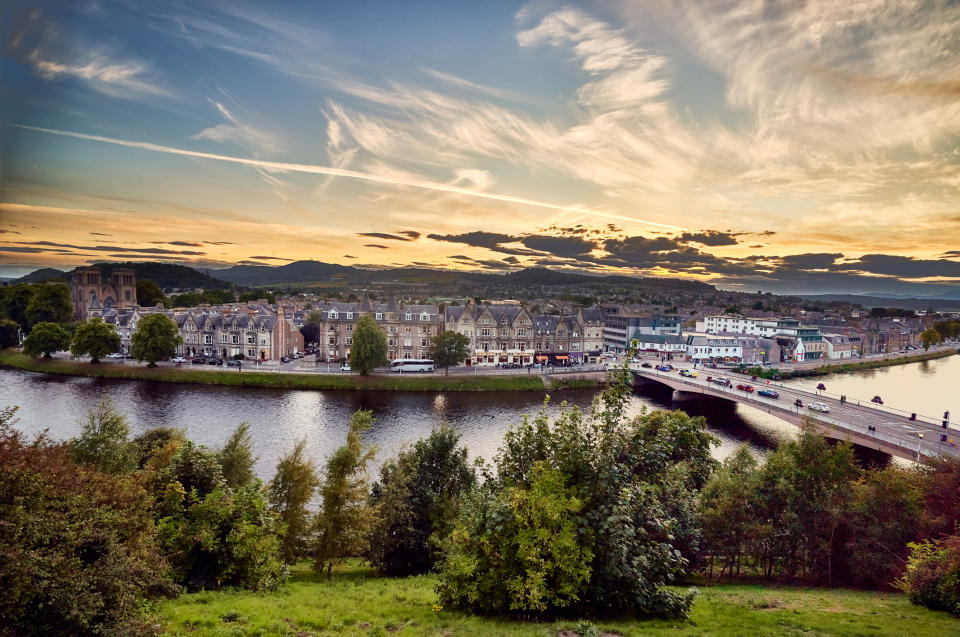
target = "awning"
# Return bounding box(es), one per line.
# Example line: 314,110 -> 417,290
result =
555,355 -> 569,360
536,355 -> 548,361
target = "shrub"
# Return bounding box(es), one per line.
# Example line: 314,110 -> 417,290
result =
153,442 -> 286,591
900,535 -> 960,616
314,410 -> 377,578
218,422 -> 257,490
368,424 -> 475,576
268,438 -> 319,564
437,364 -> 713,618
0,422 -> 176,636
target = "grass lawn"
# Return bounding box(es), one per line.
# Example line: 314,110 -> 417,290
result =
158,561 -> 959,637
0,349 -> 546,392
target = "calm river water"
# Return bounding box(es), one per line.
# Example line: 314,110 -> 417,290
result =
1,354 -> 956,480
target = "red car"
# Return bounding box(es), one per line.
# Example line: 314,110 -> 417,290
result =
736,384 -> 755,392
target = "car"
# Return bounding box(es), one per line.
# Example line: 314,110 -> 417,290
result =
655,364 -> 672,372
171,357 -> 187,364
340,363 -> 351,372
191,357 -> 205,365
808,402 -> 830,413
679,369 -> 697,378
757,389 -> 780,399
736,384 -> 755,392
281,356 -> 290,363
106,352 -> 123,359
712,377 -> 732,387
227,359 -> 241,367
641,362 -> 652,368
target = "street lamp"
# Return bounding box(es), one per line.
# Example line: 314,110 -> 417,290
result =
917,432 -> 924,463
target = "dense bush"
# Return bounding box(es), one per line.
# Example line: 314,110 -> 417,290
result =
437,368 -> 714,618
0,408 -> 176,637
368,423 -> 475,576
153,441 -> 286,591
900,535 -> 960,616
70,396 -> 138,474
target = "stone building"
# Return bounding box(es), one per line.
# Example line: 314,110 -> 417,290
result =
72,266 -> 137,320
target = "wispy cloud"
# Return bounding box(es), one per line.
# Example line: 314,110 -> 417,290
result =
192,97 -> 280,154
10,124 -> 684,230
11,10 -> 175,99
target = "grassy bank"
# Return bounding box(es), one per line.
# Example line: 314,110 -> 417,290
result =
743,348 -> 957,380
159,561 -> 959,637
0,350 -> 545,392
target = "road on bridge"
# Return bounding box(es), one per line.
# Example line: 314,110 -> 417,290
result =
633,363 -> 958,460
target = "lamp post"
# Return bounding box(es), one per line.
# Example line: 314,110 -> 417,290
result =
917,432 -> 924,463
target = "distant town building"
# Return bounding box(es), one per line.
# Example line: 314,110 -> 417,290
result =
73,266 -> 137,320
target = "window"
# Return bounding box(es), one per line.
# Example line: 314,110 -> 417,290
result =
420,338 -> 428,347
346,311 -> 353,319
221,335 -> 228,343
517,328 -> 527,337
376,312 -> 383,320
346,337 -> 353,345
500,316 -> 507,324
405,313 -> 412,320
420,312 -> 429,321
247,335 -> 255,344
404,338 -> 412,347
329,310 -> 338,319
204,335 -> 212,344
480,328 -> 491,337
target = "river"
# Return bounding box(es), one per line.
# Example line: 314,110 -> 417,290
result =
1,354 -> 956,480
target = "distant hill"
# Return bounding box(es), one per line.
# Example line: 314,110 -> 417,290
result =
12,263 -> 231,291
798,293 -> 960,310
211,260 -> 351,285
486,267 -> 713,290
10,268 -> 69,284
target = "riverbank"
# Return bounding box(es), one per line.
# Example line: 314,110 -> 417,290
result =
743,348 -> 958,380
159,560 -> 959,637
0,350 -> 547,392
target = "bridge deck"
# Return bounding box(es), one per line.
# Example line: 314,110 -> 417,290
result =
632,366 -> 958,461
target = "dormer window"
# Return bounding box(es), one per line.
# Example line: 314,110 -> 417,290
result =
329,310 -> 338,319
405,313 -> 412,321
500,316 -> 507,324
420,312 -> 429,321
346,311 -> 353,319
376,312 -> 383,320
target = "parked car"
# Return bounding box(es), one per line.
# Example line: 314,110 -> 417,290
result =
736,384 -> 755,392
281,356 -> 290,363
808,402 -> 830,413
226,359 -> 241,367
757,389 -> 780,399
171,356 -> 187,364
641,362 -> 652,368
340,363 -> 351,372
106,352 -> 123,359
191,357 -> 205,364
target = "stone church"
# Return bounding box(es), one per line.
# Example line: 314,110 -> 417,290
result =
72,266 -> 137,320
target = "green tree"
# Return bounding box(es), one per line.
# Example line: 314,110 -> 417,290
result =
314,410 -> 377,578
131,313 -> 182,367
349,314 -> 388,375
217,422 -> 258,490
22,321 -> 70,358
920,328 -> 942,350
24,283 -> 72,328
135,279 -> 166,307
268,438 -> 320,564
70,397 -> 137,474
0,284 -> 33,329
368,424 -> 476,575
70,317 -> 121,363
0,318 -> 20,348
428,330 -> 470,375
700,445 -> 762,579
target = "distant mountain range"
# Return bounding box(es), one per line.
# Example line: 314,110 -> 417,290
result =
798,293 -> 960,310
10,262 -> 231,290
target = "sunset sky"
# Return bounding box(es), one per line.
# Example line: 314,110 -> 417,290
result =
1,1 -> 959,295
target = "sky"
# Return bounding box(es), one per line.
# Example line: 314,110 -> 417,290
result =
1,0 -> 959,296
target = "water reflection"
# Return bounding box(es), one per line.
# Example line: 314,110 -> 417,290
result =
2,354 -> 955,480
